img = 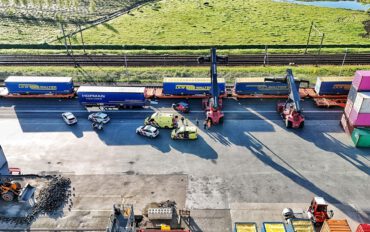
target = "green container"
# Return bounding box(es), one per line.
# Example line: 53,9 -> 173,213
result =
352,128 -> 370,147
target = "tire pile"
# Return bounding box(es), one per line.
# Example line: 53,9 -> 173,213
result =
0,176 -> 72,225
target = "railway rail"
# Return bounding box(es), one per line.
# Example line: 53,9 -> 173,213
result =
0,54 -> 369,66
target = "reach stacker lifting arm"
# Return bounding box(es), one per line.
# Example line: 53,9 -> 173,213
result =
265,69 -> 305,128
198,48 -> 228,126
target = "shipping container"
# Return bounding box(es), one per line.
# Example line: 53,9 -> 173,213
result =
234,222 -> 257,232
5,76 -> 74,95
314,77 -> 353,95
341,114 -> 354,136
352,128 -> 370,148
234,78 -> 299,95
261,222 -> 286,232
77,86 -> 147,107
356,224 -> 370,232
162,78 -> 226,95
286,219 -> 314,232
347,92 -> 370,126
320,220 -> 352,232
352,71 -> 370,91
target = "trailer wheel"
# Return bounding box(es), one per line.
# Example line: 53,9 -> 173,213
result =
2,191 -> 15,202
285,119 -> 292,128
299,121 -> 304,128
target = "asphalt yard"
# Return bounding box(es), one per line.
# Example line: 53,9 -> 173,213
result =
0,98 -> 368,231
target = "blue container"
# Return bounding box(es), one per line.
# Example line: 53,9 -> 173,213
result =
314,76 -> 353,95
163,78 -> 226,95
77,86 -> 147,107
5,76 -> 74,94
234,78 -> 299,95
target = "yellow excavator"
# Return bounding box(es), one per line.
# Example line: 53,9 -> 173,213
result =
0,146 -> 36,202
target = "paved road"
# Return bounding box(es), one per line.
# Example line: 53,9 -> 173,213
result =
0,98 -> 342,121
0,98 -> 368,231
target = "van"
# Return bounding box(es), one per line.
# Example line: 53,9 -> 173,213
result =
171,126 -> 198,140
144,112 -> 178,128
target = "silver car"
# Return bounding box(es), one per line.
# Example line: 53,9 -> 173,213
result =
62,112 -> 77,125
136,125 -> 159,138
88,112 -> 110,124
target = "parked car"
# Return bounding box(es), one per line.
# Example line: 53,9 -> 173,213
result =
171,126 -> 198,140
172,102 -> 190,113
88,112 -> 110,124
62,112 -> 77,125
136,125 -> 159,138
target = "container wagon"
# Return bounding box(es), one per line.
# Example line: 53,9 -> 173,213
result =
2,76 -> 75,98
314,77 -> 353,95
234,77 -> 299,95
162,78 -> 226,96
77,86 -> 148,107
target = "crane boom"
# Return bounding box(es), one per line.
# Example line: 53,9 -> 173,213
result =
265,69 -> 301,112
210,48 -> 220,109
265,69 -> 305,129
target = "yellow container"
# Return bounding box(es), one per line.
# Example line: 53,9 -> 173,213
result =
292,220 -> 314,232
235,222 -> 258,232
263,223 -> 286,232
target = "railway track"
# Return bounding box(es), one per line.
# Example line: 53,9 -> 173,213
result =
0,54 -> 369,66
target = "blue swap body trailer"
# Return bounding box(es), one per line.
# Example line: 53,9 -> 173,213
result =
4,76 -> 74,95
234,77 -> 300,95
77,86 -> 148,107
162,77 -> 226,95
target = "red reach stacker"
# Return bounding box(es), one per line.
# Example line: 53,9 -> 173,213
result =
198,48 -> 228,126
265,69 -> 305,129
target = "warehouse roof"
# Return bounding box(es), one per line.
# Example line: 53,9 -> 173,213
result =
77,86 -> 145,93
5,76 -> 73,83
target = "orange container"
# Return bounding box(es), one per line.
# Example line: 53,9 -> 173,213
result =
320,220 -> 352,232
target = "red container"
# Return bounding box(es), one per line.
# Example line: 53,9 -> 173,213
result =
353,71 -> 370,91
356,224 -> 370,232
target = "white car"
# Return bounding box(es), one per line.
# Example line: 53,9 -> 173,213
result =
88,112 -> 110,124
136,125 -> 159,138
62,112 -> 77,125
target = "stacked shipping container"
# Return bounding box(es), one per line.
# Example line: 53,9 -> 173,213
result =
341,71 -> 370,147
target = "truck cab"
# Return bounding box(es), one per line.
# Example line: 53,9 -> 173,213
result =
171,126 -> 198,140
144,112 -> 178,129
308,197 -> 333,225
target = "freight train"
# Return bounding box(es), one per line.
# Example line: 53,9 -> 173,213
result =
0,75 -> 355,107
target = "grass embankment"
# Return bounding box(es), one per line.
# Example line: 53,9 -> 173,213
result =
0,0 -> 368,46
0,0 -> 153,44
72,0 -> 369,45
1,66 -> 369,84
2,47 -> 370,55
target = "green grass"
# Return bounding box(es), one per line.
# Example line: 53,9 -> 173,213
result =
2,47 -> 370,55
1,65 -> 369,84
0,0 -> 369,46
70,0 -> 370,45
0,0 -> 153,44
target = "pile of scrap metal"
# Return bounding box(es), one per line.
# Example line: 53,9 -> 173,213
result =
0,146 -> 73,225
106,201 -> 190,232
